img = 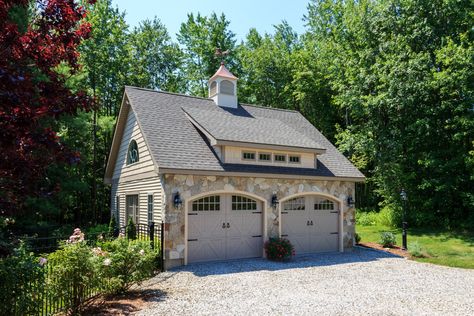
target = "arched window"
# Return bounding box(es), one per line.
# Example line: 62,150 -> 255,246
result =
314,198 -> 335,210
283,197 -> 305,211
209,81 -> 217,96
220,80 -> 234,95
192,195 -> 220,211
127,140 -> 139,165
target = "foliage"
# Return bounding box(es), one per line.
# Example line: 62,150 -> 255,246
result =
356,211 -> 378,226
47,229 -> 99,314
264,237 -> 295,261
408,241 -> 428,258
0,243 -> 44,315
126,217 -> 137,240
177,12 -> 237,96
108,215 -> 118,239
379,232 -> 397,248
0,0 -> 95,216
354,233 -> 361,244
98,237 -> 158,294
376,206 -> 400,228
305,0 -> 474,228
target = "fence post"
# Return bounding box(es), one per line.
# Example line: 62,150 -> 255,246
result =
149,222 -> 155,249
161,222 -> 165,271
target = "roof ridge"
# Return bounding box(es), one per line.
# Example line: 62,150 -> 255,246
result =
125,86 -> 212,102
240,103 -> 299,113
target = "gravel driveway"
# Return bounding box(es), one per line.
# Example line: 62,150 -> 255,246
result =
137,247 -> 474,316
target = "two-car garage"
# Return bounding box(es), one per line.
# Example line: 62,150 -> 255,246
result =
186,193 -> 340,264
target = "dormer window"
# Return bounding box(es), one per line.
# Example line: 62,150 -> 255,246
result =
289,155 -> 301,164
127,140 -> 139,165
242,152 -> 255,160
259,153 -> 271,161
274,154 -> 286,162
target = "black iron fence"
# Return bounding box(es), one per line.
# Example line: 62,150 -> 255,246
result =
2,222 -> 164,316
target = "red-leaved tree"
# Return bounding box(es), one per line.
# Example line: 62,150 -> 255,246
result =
0,0 -> 95,216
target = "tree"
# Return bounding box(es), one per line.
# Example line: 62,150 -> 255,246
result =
129,17 -> 184,93
0,0 -> 95,216
177,12 -> 237,96
305,0 -> 474,227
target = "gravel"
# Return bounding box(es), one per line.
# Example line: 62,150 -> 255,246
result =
137,247 -> 474,316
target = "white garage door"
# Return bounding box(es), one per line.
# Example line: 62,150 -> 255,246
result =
187,194 -> 263,263
281,196 -> 339,254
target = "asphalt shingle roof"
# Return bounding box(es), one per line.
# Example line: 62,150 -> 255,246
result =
125,86 -> 364,179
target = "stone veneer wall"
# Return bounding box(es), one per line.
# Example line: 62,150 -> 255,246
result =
162,174 -> 355,268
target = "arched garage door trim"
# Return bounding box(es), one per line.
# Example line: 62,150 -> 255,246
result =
278,192 -> 344,252
184,190 -> 267,265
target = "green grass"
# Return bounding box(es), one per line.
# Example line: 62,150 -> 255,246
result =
357,225 -> 474,269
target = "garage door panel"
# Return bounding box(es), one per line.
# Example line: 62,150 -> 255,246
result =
188,194 -> 263,263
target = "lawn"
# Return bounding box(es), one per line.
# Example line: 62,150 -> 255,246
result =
356,225 -> 474,269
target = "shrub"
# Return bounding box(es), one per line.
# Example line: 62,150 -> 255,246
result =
98,237 -> 158,294
356,211 -> 378,226
377,206 -> 400,227
85,224 -> 108,242
126,217 -> 137,240
379,232 -> 397,248
108,215 -> 118,239
47,229 -> 100,314
354,233 -> 361,244
0,242 -> 44,315
408,241 -> 427,258
264,237 -> 295,261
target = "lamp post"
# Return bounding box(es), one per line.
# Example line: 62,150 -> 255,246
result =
400,189 -> 408,250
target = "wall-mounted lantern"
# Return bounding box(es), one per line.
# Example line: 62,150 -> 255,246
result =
271,193 -> 279,209
347,195 -> 355,208
173,192 -> 183,209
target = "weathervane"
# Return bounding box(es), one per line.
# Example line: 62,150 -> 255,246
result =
215,47 -> 230,63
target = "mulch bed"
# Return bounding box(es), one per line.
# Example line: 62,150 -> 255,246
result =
357,242 -> 411,258
84,290 -> 157,315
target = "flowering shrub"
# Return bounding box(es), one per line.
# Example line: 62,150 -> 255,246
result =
98,237 -> 158,294
264,238 -> 295,261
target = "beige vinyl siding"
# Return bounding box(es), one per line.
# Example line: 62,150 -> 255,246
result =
112,108 -> 156,181
111,176 -> 163,227
223,146 -> 316,168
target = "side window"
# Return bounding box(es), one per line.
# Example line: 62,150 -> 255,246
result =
220,80 -> 234,95
147,194 -> 153,224
126,195 -> 139,223
210,81 -> 217,96
127,140 -> 139,165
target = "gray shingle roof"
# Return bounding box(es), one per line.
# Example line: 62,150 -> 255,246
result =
124,86 -> 364,179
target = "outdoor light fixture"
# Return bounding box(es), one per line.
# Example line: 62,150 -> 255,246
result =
271,193 -> 279,209
400,189 -> 408,250
173,192 -> 183,209
347,195 -> 355,208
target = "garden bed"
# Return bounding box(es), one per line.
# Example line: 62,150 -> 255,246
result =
357,242 -> 410,258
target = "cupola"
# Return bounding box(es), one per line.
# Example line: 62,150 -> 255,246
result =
208,62 -> 238,108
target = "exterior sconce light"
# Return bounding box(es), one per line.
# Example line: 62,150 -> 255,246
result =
173,192 -> 183,209
271,193 -> 279,209
347,195 -> 355,208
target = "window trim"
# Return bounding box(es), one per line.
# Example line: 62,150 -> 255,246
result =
115,195 -> 120,224
289,155 -> 301,164
242,151 -> 256,161
274,154 -> 287,163
126,139 -> 139,165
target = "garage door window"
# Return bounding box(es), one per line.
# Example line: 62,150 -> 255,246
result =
192,196 -> 220,211
314,199 -> 335,210
232,195 -> 257,210
283,197 -> 305,210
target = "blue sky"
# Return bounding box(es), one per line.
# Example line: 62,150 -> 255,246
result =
111,0 -> 309,41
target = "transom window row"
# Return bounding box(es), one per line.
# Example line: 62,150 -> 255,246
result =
232,195 -> 257,211
192,195 -> 220,211
242,151 -> 301,164
283,197 -> 336,211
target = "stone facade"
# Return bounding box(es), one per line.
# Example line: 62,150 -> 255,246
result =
161,174 -> 356,268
